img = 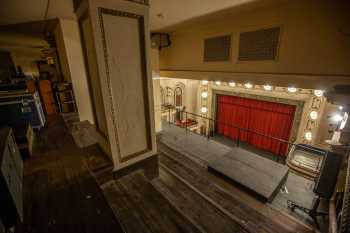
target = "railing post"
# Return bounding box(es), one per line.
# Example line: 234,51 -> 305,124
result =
185,112 -> 187,133
207,119 -> 210,140
168,108 -> 171,126
237,128 -> 240,147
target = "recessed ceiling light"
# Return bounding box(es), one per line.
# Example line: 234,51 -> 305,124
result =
245,83 -> 253,89
201,92 -> 208,98
287,87 -> 297,93
263,84 -> 272,91
229,82 -> 236,87
215,81 -> 221,86
202,80 -> 208,85
314,90 -> 324,97
309,111 -> 318,120
201,107 -> 208,113
305,131 -> 312,141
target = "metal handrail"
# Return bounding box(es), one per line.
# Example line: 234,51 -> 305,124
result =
167,109 -> 327,157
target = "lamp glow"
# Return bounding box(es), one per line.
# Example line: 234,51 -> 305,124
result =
339,106 -> 343,110
332,114 -> 343,122
244,83 -> 253,89
305,131 -> 312,141
201,92 -> 208,98
202,80 -> 208,85
314,90 -> 324,97
215,81 -> 221,86
309,111 -> 318,120
263,85 -> 272,91
229,82 -> 236,87
287,87 -> 297,93
201,107 -> 208,113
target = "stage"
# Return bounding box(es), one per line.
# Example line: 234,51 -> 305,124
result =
159,124 -> 314,206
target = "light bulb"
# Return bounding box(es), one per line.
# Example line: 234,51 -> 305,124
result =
263,85 -> 272,91
309,111 -> 318,120
202,80 -> 208,85
201,92 -> 208,98
305,131 -> 312,141
245,83 -> 253,89
201,107 -> 208,113
332,114 -> 343,122
287,87 -> 297,93
339,106 -> 343,110
215,81 -> 221,86
314,90 -> 324,97
229,82 -> 236,87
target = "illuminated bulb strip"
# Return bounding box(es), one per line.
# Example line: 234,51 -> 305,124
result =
201,107 -> 208,113
263,85 -> 272,91
244,83 -> 253,89
201,92 -> 208,98
215,81 -> 221,86
314,90 -> 324,97
305,131 -> 312,141
287,87 -> 297,93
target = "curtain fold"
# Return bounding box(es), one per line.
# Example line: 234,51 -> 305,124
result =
216,95 -> 296,156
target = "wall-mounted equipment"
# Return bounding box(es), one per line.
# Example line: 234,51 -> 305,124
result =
151,33 -> 171,50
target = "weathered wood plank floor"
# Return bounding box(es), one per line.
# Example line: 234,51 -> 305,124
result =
18,117 -> 123,233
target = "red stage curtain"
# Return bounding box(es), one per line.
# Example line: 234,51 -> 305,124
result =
216,95 -> 296,156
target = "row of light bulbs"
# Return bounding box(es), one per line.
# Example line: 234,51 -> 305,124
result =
201,80 -> 325,97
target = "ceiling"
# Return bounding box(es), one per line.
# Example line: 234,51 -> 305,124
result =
0,0 -> 264,31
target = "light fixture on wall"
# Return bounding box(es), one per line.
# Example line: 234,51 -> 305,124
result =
332,114 -> 344,122
202,80 -> 209,85
263,84 -> 272,91
314,90 -> 324,97
309,111 -> 318,120
244,83 -> 253,89
287,87 -> 297,93
305,131 -> 313,141
215,81 -> 221,86
229,82 -> 236,87
201,91 -> 208,98
339,106 -> 344,110
201,107 -> 208,113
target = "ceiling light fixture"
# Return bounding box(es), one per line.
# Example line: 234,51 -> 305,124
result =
245,83 -> 253,89
229,82 -> 236,87
305,131 -> 312,141
287,87 -> 297,93
202,80 -> 208,85
314,90 -> 324,97
201,92 -> 208,98
215,81 -> 221,86
263,84 -> 272,91
309,111 -> 318,120
201,107 -> 208,113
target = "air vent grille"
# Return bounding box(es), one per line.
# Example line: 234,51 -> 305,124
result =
239,27 -> 280,61
204,35 -> 231,62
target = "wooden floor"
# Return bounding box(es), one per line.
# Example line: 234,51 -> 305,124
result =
19,117 -> 316,233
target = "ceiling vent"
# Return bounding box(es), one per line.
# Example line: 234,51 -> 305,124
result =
204,35 -> 231,62
238,27 -> 280,61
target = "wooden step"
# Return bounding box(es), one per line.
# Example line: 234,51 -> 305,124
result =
100,172 -> 202,233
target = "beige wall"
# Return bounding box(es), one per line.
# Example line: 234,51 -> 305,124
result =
159,0 -> 350,90
57,18 -> 95,124
151,48 -> 162,132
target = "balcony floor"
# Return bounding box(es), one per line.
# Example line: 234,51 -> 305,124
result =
19,117 -> 320,233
